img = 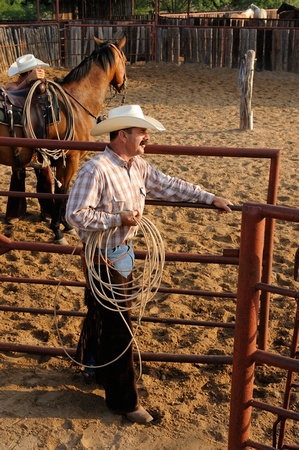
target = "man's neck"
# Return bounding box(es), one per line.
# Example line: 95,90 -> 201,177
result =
108,143 -> 132,162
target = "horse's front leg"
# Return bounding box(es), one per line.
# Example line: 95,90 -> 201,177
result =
5,168 -> 27,224
50,155 -> 79,244
61,191 -> 76,235
50,185 -> 68,245
34,166 -> 54,222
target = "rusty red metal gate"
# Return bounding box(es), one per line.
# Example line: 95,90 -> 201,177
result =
1,137 -> 298,447
228,203 -> 299,449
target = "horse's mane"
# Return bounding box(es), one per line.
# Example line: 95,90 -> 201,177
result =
54,41 -> 117,85
277,2 -> 295,13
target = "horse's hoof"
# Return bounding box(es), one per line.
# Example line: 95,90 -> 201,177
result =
126,406 -> 153,424
6,217 -> 20,225
54,237 -> 69,245
40,213 -> 50,222
64,228 -> 77,236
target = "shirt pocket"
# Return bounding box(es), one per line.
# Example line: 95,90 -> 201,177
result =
111,194 -> 127,213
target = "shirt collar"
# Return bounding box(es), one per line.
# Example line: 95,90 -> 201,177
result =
105,145 -> 134,169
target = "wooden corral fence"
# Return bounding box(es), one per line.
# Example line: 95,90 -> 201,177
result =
0,24 -> 60,72
156,17 -> 299,72
0,14 -> 299,72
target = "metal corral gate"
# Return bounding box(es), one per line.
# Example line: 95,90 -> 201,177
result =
0,137 -> 298,447
228,202 -> 299,449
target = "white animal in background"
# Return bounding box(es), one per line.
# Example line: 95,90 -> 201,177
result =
249,3 -> 267,19
231,8 -> 254,19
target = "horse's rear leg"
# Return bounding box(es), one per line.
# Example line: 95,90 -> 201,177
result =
5,169 -> 27,224
34,167 -> 54,221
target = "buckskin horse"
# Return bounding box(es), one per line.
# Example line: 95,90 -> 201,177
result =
0,35 -> 127,244
230,8 -> 254,19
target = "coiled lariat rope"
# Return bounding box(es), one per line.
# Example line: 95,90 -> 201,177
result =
54,215 -> 165,380
22,79 -> 75,186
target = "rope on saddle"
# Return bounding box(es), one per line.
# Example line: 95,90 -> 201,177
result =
22,79 -> 75,178
53,216 -> 165,378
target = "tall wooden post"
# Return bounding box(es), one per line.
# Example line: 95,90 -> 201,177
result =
239,49 -> 256,130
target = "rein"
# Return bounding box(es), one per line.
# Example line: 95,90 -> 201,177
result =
63,85 -> 126,124
62,88 -> 98,121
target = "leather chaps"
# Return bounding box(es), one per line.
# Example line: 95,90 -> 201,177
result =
75,264 -> 138,414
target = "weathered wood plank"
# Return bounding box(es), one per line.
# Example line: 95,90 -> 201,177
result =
197,28 -> 205,66
287,29 -> 294,72
217,28 -> 223,67
172,27 -> 180,65
264,29 -> 272,71
212,27 -> 217,67
240,28 -> 249,63
205,28 -> 212,67
190,28 -> 197,63
224,28 -> 233,68
293,30 -> 299,73
256,29 -> 264,71
232,28 -> 240,69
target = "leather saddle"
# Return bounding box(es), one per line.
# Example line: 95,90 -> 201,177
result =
0,83 -> 60,135
0,84 -> 60,168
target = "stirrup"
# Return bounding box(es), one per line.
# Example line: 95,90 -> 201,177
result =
30,152 -> 43,169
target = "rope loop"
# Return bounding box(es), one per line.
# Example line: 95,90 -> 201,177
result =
54,216 -> 165,379
22,79 -> 75,187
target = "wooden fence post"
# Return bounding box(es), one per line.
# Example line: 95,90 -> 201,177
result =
239,49 -> 256,130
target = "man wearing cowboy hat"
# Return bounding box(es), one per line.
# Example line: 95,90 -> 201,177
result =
6,54 -> 49,91
66,104 -> 233,424
6,54 -> 49,168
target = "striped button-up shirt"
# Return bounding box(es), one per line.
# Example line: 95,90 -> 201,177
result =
66,146 -> 215,248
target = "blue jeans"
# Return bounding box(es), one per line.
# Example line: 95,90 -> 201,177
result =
100,241 -> 134,278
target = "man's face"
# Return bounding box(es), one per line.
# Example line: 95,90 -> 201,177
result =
122,127 -> 149,158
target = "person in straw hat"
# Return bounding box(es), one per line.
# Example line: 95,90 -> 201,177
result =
6,54 -> 49,168
66,104 -> 233,424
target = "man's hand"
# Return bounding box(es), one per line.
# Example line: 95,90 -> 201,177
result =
212,196 -> 233,214
120,210 -> 142,226
27,67 -> 45,83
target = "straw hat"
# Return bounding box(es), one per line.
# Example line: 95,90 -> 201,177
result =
90,105 -> 165,136
8,54 -> 49,77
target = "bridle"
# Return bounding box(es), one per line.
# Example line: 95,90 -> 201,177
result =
63,42 -> 127,124
96,42 -> 128,123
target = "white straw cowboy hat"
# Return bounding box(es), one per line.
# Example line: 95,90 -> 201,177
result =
90,104 -> 165,136
8,54 -> 49,77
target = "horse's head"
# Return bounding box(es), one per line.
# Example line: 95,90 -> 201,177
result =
277,2 -> 292,14
94,36 -> 127,93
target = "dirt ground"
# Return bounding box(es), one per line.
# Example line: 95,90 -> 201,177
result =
0,63 -> 298,449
